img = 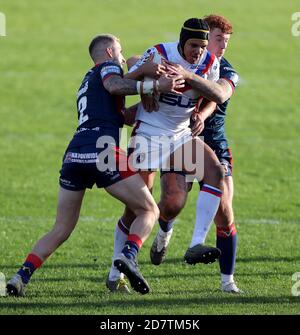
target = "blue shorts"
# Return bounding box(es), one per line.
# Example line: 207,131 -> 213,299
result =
59,144 -> 136,191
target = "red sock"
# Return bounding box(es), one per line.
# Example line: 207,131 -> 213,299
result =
25,253 -> 44,269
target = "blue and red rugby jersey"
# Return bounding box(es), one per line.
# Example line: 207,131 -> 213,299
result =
201,57 -> 239,148
69,61 -> 125,148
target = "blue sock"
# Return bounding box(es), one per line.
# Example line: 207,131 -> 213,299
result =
159,217 -> 174,233
17,262 -> 36,284
216,224 -> 237,275
16,253 -> 43,284
122,241 -> 139,260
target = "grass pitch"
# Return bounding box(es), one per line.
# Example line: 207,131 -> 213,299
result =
0,0 -> 300,315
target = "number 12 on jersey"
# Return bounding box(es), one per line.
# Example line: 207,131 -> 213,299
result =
78,96 -> 88,126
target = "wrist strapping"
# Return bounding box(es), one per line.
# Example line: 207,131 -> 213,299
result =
136,80 -> 159,95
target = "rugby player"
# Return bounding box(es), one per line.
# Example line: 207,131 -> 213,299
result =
6,34 -> 185,296
150,15 -> 242,293
106,18 -> 234,293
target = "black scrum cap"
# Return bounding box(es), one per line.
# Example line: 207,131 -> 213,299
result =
179,18 -> 209,50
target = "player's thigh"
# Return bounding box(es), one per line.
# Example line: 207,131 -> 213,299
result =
55,187 -> 85,230
215,176 -> 234,228
121,170 -> 157,224
105,174 -> 157,215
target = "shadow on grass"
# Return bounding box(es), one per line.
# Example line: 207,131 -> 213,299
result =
3,254 -> 299,272
138,257 -> 183,265
1,295 -> 299,311
139,255 -> 300,265
2,269 -> 295,286
0,258 -> 196,269
27,269 -> 295,286
2,263 -> 101,270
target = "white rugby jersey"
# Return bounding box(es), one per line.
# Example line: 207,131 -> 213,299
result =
129,42 -> 220,136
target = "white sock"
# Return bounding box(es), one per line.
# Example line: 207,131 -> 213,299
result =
108,219 -> 129,281
156,227 -> 173,252
189,184 -> 222,248
221,274 -> 234,284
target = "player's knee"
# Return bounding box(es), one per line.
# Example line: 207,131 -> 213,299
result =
210,163 -> 225,188
216,163 -> 225,183
205,161 -> 224,188
146,200 -> 160,222
122,207 -> 136,227
135,199 -> 159,222
159,195 -> 185,221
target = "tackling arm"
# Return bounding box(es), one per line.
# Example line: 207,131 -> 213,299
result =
103,73 -> 185,96
103,74 -> 139,95
195,99 -> 217,118
191,99 -> 217,136
185,74 -> 233,104
165,61 -> 233,104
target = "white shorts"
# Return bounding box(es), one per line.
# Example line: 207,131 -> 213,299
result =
128,122 -> 194,171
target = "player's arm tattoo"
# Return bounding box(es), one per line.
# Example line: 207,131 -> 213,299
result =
185,74 -> 233,104
103,74 -> 138,95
